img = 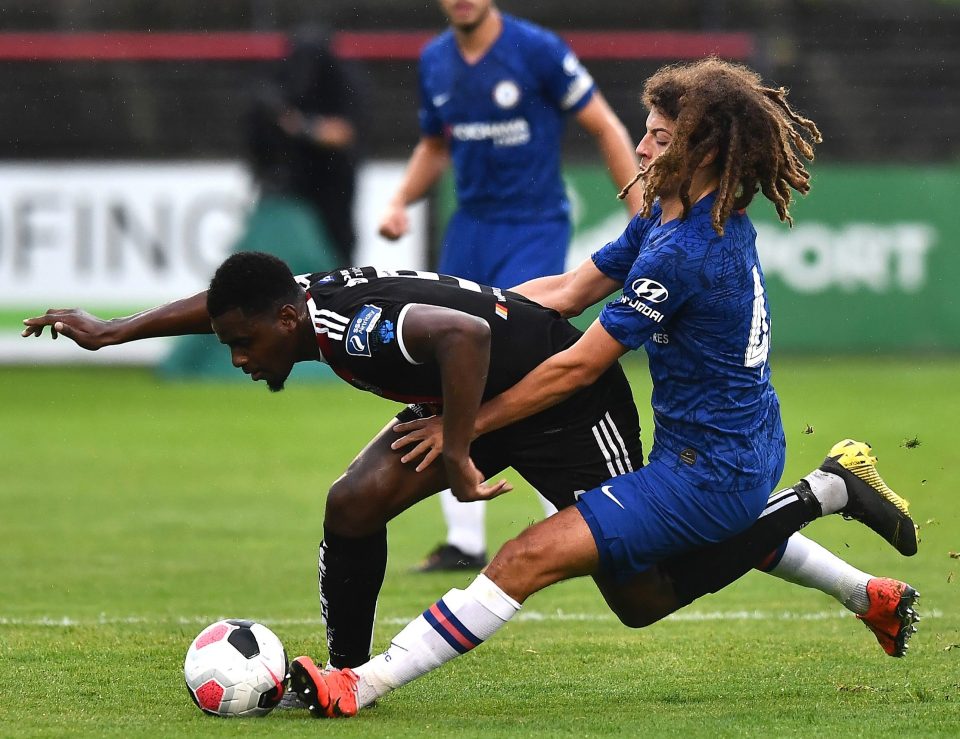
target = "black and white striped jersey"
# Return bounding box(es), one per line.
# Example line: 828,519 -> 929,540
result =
296,266 -> 582,404
298,266 -> 645,500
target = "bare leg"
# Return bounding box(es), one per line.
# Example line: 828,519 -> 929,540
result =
310,506 -> 600,712
483,506 -> 599,601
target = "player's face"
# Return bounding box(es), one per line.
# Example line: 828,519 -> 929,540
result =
635,107 -> 675,171
438,0 -> 493,32
212,307 -> 298,393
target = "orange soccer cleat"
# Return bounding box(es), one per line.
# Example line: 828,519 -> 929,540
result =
287,656 -> 360,718
857,577 -> 920,657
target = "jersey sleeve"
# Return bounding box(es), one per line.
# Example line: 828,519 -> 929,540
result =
598,235 -> 690,351
534,31 -> 595,114
591,213 -> 654,283
341,301 -> 419,365
313,284 -> 420,370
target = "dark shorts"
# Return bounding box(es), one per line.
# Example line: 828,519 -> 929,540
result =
395,364 -> 643,511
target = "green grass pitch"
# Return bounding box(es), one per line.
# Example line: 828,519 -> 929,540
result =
1,357 -> 958,737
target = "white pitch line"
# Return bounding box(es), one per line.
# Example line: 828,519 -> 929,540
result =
0,609 -> 941,628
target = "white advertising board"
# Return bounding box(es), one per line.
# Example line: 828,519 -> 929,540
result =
0,161 -> 427,363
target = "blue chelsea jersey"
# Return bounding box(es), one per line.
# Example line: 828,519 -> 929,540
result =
418,14 -> 595,222
593,193 -> 785,492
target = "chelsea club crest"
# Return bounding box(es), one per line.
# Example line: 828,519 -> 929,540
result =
493,79 -> 521,109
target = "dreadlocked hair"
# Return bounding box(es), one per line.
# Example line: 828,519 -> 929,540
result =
640,57 -> 822,235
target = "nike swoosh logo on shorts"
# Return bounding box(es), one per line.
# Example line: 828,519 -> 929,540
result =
432,93 -> 451,107
601,485 -> 624,509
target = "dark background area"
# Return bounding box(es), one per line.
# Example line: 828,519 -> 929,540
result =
0,0 -> 958,163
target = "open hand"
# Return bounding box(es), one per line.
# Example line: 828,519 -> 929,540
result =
21,309 -> 116,350
392,414 -> 444,471
446,455 -> 513,503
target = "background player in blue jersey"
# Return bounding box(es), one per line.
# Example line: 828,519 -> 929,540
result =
289,57 -> 919,717
379,0 -> 644,571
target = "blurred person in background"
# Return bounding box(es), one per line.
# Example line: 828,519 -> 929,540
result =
160,27 -> 364,381
246,25 -> 364,268
378,0 -> 644,573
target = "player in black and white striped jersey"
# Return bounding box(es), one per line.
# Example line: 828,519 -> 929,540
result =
293,266 -> 644,673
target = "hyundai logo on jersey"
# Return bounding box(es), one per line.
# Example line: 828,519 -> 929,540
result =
629,278 -> 669,303
345,304 -> 383,357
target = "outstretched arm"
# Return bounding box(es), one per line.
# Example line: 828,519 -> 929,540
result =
399,304 -> 512,503
475,319 -> 628,435
511,258 -> 620,318
21,292 -> 212,351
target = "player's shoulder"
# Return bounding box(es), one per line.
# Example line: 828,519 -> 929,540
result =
420,28 -> 456,63
677,202 -> 755,250
628,204 -> 661,235
295,270 -> 339,290
726,208 -> 757,242
501,14 -> 566,52
299,267 -> 387,301
665,207 -> 760,285
595,206 -> 658,252
653,213 -> 718,267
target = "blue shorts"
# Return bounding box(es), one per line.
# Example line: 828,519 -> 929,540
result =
576,454 -> 786,583
438,211 -> 571,288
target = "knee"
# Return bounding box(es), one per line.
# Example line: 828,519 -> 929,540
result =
325,473 -> 384,536
601,569 -> 681,629
611,606 -> 661,630
484,537 -> 550,601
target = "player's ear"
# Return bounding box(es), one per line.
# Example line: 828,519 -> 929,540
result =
277,303 -> 299,332
699,146 -> 719,170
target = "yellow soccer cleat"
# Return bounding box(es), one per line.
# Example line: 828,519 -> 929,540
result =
820,439 -> 918,556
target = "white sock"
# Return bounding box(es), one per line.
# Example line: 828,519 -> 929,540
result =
801,469 -> 848,515
440,489 -> 487,556
768,533 -> 871,614
354,574 -> 520,707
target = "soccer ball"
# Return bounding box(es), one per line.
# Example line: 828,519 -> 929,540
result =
183,619 -> 288,717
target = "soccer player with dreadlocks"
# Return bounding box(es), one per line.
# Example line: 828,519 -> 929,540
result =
286,57 -> 920,717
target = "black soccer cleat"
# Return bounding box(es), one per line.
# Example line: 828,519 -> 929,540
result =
412,544 -> 488,573
820,439 -> 918,556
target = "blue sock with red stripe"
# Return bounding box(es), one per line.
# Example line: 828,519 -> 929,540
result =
353,574 -> 520,707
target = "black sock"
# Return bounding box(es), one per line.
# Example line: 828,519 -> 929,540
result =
660,481 -> 822,605
318,526 -> 388,669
